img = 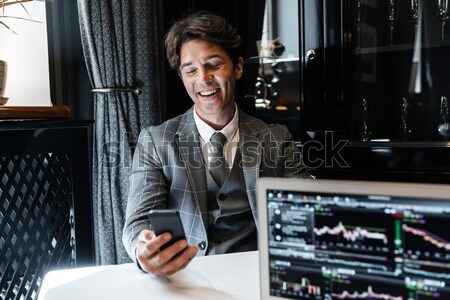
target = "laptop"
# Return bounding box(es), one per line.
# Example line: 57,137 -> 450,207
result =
257,178 -> 450,300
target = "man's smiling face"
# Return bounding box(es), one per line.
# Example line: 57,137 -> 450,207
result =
179,39 -> 243,129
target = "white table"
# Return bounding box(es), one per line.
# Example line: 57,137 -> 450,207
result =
38,251 -> 260,300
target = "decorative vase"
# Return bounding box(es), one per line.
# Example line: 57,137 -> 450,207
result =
0,60 -> 8,105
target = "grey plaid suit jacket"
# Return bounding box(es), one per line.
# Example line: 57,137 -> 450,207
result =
122,106 -> 310,260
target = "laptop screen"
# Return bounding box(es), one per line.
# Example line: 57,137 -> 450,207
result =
257,178 -> 450,300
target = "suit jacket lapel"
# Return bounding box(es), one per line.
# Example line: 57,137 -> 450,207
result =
238,111 -> 261,225
175,108 -> 208,229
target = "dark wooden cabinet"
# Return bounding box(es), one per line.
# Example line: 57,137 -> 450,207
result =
0,118 -> 94,300
296,0 -> 450,183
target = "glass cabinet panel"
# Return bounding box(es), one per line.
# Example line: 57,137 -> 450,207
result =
295,0 -> 450,182
241,0 -> 302,141
350,0 -> 450,142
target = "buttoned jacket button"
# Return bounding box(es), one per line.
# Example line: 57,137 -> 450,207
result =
198,241 -> 207,250
218,193 -> 228,201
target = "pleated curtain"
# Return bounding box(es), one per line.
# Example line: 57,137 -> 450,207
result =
77,0 -> 161,264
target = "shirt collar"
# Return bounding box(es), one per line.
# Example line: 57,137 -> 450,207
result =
193,104 -> 239,143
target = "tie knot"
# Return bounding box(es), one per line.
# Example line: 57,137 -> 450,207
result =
210,132 -> 227,146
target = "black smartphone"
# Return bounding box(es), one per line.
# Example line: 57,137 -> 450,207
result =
148,209 -> 186,250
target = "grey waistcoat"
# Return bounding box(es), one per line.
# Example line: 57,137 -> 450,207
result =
205,149 -> 257,255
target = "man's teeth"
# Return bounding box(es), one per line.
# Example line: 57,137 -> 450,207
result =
200,89 -> 219,96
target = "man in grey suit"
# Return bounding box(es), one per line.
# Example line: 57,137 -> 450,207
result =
123,10 -> 311,276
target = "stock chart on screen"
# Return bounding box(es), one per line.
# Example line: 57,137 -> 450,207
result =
266,189 -> 450,299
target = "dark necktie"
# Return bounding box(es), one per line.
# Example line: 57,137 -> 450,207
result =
208,132 -> 229,187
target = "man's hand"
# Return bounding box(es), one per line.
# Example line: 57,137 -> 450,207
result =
136,229 -> 199,276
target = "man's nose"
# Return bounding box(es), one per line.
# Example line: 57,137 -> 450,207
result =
199,68 -> 213,84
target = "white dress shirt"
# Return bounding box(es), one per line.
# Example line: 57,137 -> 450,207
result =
193,104 -> 240,169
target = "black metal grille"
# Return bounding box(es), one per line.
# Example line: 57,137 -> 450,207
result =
0,152 -> 76,300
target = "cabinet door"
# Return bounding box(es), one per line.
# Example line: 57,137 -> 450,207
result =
300,0 -> 345,142
300,0 -> 450,182
348,0 -> 450,142
301,0 -> 450,141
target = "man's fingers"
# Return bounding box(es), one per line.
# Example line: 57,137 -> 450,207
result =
148,239 -> 188,269
138,229 -> 154,242
136,230 -> 172,273
156,244 -> 198,276
135,230 -> 198,276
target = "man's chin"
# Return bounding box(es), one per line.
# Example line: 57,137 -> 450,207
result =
196,100 -> 222,113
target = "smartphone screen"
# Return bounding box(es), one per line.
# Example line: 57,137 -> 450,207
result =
148,209 -> 186,249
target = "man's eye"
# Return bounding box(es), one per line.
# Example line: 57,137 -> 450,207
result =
184,69 -> 196,75
209,63 -> 222,69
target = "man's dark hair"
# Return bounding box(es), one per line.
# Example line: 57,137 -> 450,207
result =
164,10 -> 243,71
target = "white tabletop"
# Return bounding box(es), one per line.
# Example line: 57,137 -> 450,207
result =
38,250 -> 260,300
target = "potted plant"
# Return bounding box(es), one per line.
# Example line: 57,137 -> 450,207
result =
0,0 -> 45,104
1,0 -> 43,34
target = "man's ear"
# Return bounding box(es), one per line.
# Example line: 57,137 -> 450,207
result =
235,57 -> 244,79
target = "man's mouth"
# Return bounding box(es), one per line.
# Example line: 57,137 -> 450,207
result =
198,88 -> 220,97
